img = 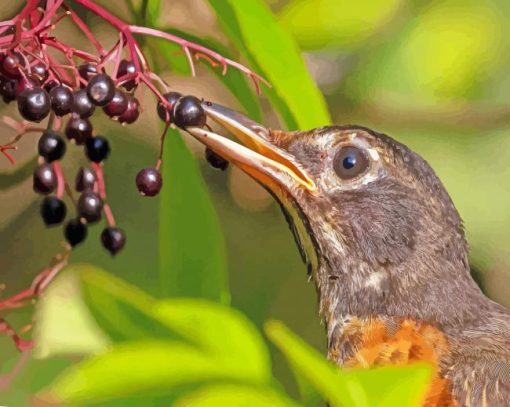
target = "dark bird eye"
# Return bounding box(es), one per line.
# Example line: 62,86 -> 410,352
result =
333,146 -> 369,180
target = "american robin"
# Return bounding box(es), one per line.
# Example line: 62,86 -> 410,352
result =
185,102 -> 510,406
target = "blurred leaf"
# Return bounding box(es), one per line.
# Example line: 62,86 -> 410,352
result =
39,340 -> 267,405
159,130 -> 228,302
279,0 -> 404,51
78,265 -> 174,342
34,269 -> 109,358
0,155 -> 37,189
142,0 -> 161,26
154,299 -> 271,383
265,320 -> 432,407
348,1 -> 505,106
207,0 -> 331,130
173,384 -> 300,407
160,28 -> 262,122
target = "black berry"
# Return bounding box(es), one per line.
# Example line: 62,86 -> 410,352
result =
72,89 -> 95,118
101,227 -> 126,255
64,219 -> 87,247
117,59 -> 137,91
136,168 -> 162,197
49,85 -> 73,116
43,80 -> 60,93
117,96 -> 140,124
40,196 -> 66,226
17,87 -> 51,122
32,63 -> 49,83
85,136 -> 110,163
157,91 -> 182,123
0,78 -> 16,103
78,63 -> 98,86
205,148 -> 229,171
1,52 -> 24,79
86,73 -> 115,106
75,167 -> 96,192
38,130 -> 66,162
65,117 -> 93,145
173,95 -> 206,129
33,163 -> 57,194
16,77 -> 37,94
77,191 -> 103,223
103,88 -> 128,117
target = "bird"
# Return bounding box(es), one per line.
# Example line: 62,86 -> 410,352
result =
185,102 -> 510,406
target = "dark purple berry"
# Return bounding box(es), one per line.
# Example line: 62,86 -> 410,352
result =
101,227 -> 126,256
205,148 -> 229,171
43,79 -> 60,93
173,95 -> 206,129
64,219 -> 87,247
38,130 -> 66,162
49,85 -> 73,116
117,96 -> 140,124
77,191 -> 103,223
85,136 -> 110,163
40,196 -> 66,226
32,63 -> 49,83
86,73 -> 115,106
65,117 -> 93,145
102,88 -> 128,117
78,63 -> 98,87
136,168 -> 162,197
17,87 -> 51,122
0,78 -> 16,103
72,89 -> 95,118
117,59 -> 137,91
157,92 -> 182,123
33,163 -> 57,194
2,52 -> 24,79
75,167 -> 96,192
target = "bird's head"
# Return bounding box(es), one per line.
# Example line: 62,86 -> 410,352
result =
186,102 -> 478,323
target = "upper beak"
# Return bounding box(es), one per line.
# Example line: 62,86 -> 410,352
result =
185,102 -> 316,193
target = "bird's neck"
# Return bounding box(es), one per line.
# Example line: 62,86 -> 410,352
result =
313,255 -> 494,345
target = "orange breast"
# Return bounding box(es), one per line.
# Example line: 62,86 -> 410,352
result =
330,318 -> 457,406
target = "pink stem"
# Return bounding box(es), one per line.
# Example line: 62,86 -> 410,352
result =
53,161 -> 65,199
62,4 -> 106,57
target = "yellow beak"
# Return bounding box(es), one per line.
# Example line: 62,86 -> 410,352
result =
185,102 -> 316,193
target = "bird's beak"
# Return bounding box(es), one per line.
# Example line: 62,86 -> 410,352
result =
185,102 -> 316,193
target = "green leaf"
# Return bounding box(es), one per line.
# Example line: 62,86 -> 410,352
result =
0,155 -> 37,189
77,265 -> 174,342
142,0 -> 161,26
159,130 -> 228,302
278,0 -> 404,51
265,320 -> 432,407
39,340 -> 268,404
34,269 -> 110,358
160,28 -> 262,123
173,384 -> 301,407
154,299 -> 272,383
207,0 -> 331,130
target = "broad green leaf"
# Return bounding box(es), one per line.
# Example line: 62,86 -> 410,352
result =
160,28 -> 262,122
154,299 -> 271,383
159,130 -> 228,302
265,320 -> 432,407
207,0 -> 331,130
39,340 -> 267,404
143,0 -> 161,26
77,265 -> 174,342
0,155 -> 37,189
279,0 -> 404,51
34,269 -> 109,358
173,384 -> 301,407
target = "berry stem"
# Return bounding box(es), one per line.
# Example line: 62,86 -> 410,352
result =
53,160 -> 65,199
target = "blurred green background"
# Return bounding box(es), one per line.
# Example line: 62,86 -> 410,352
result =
1,0 -> 510,404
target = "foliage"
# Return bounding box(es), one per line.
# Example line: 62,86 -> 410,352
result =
7,0 -> 510,404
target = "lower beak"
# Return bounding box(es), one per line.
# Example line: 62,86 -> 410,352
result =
185,102 -> 316,193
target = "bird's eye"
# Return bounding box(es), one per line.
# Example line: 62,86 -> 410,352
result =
333,146 -> 369,180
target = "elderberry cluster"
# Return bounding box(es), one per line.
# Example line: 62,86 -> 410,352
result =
0,50 -> 229,257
